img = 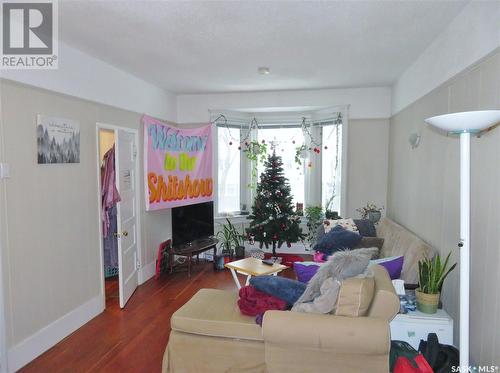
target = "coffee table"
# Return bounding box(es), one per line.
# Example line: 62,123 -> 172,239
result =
224,257 -> 288,290
170,237 -> 218,277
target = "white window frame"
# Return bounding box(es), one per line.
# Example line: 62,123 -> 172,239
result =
213,106 -> 349,217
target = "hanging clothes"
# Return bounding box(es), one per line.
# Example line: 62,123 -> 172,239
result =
103,205 -> 119,268
102,145 -> 121,238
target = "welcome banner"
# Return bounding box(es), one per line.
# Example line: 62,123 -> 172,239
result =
143,115 -> 213,211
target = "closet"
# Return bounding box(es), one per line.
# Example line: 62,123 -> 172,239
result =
99,129 -> 120,302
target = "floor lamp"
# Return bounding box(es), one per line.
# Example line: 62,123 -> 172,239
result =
424,110 -> 500,370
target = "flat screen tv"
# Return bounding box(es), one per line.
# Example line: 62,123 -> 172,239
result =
172,201 -> 214,246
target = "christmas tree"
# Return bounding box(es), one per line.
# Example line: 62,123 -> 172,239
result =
246,151 -> 304,256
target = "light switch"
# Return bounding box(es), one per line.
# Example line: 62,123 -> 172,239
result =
0,163 -> 10,179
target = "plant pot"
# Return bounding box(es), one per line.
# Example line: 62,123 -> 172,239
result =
235,246 -> 245,259
416,289 -> 440,314
368,210 -> 382,224
214,255 -> 226,270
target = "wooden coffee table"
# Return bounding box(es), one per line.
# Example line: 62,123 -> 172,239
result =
224,257 -> 288,290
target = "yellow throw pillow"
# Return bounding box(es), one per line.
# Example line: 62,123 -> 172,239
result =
334,276 -> 375,317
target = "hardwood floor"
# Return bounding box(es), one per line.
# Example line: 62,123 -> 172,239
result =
19,260 -> 303,373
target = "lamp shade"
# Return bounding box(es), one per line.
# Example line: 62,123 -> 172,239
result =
425,110 -> 500,133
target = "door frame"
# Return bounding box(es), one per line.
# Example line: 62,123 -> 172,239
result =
95,122 -> 142,308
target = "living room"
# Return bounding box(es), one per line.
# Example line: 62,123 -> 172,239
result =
0,1 -> 499,372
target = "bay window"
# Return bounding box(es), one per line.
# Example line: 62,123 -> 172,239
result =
215,111 -> 345,217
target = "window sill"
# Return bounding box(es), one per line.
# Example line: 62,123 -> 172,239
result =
214,214 -> 250,224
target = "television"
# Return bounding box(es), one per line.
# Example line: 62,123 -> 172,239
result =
172,201 -> 214,246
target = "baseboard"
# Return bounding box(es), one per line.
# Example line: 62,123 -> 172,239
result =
138,260 -> 155,284
7,294 -> 103,372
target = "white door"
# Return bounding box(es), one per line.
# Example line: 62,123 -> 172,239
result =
116,129 -> 140,308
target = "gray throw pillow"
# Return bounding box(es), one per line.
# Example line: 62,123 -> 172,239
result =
354,237 -> 384,251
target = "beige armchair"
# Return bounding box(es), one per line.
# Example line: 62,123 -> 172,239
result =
163,264 -> 400,373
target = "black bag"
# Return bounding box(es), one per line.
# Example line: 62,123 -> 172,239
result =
418,333 -> 459,373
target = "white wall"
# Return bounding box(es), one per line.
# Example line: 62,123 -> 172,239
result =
0,80 -> 173,372
388,50 -> 500,366
347,119 -> 389,218
176,86 -> 391,123
0,41 -> 177,121
392,1 -> 500,115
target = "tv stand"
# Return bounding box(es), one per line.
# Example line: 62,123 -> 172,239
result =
170,237 -> 218,277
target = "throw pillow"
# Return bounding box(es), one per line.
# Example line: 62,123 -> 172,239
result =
353,219 -> 377,237
249,275 -> 306,305
354,237 -> 385,251
370,255 -> 404,279
323,218 -> 358,233
294,261 -> 321,283
313,226 -> 362,255
335,275 -> 375,317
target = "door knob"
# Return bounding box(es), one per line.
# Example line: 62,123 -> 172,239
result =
122,231 -> 129,237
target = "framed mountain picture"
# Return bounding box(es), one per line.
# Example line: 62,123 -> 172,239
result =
36,115 -> 80,164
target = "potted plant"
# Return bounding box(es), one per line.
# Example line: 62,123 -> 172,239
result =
216,218 -> 246,260
416,252 -> 457,314
305,206 -> 324,249
356,202 -> 384,223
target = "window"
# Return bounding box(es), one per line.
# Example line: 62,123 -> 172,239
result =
321,124 -> 342,213
257,127 -> 305,207
217,127 -> 240,214
215,113 -> 345,217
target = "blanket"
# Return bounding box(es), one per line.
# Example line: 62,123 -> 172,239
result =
238,285 -> 287,317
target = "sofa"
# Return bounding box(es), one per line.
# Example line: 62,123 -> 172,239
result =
376,217 -> 434,284
162,264 -> 400,373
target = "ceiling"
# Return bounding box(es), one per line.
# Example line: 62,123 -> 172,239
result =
59,0 -> 468,94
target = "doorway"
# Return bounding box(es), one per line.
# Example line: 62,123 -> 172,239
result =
96,123 -> 142,309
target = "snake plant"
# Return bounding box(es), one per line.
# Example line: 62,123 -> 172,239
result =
418,252 -> 457,294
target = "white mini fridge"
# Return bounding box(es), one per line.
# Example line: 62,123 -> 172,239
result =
390,309 -> 454,350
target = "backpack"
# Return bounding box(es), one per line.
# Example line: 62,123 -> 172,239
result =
418,333 -> 459,373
